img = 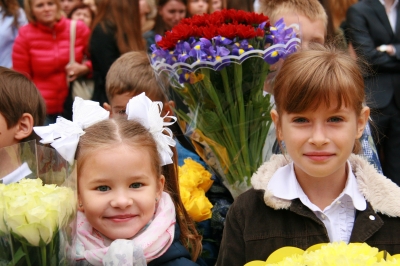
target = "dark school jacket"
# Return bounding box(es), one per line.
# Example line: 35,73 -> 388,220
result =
217,154 -> 400,266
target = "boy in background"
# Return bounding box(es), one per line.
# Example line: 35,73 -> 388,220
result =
0,66 -> 46,183
0,66 -> 46,149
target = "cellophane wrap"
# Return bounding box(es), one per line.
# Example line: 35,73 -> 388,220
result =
0,140 -> 77,266
150,10 -> 300,198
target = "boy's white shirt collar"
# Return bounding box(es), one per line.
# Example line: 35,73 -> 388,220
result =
2,162 -> 32,185
267,161 -> 366,211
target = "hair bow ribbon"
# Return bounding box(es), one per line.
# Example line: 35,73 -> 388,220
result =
33,97 -> 109,165
125,92 -> 177,166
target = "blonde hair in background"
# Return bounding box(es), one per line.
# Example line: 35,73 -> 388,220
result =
273,44 -> 366,153
24,0 -> 63,23
259,0 -> 327,28
105,51 -> 168,103
76,118 -> 202,261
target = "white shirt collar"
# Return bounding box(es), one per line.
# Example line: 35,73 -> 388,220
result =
2,162 -> 32,185
267,161 -> 366,211
379,0 -> 399,8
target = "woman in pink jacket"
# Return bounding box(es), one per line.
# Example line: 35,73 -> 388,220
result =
12,0 -> 91,124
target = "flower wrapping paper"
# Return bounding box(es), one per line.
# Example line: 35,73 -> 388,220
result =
0,141 -> 76,266
151,9 -> 300,198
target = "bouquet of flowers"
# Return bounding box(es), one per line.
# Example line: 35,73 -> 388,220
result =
0,141 -> 76,266
245,242 -> 400,266
179,158 -> 214,222
151,9 -> 300,198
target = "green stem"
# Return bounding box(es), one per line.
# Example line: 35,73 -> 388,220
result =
233,64 -> 251,180
200,68 -> 243,180
220,68 -> 235,124
41,245 -> 46,266
21,243 -> 32,266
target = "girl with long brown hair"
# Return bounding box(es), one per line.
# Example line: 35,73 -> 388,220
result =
89,0 -> 145,106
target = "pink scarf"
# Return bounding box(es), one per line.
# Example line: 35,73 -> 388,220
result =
74,192 -> 176,266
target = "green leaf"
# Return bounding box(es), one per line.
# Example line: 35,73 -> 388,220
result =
7,247 -> 25,266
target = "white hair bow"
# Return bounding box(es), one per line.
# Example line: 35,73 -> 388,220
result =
125,92 -> 177,166
33,97 -> 109,165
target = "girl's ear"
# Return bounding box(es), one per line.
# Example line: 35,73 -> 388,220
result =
14,113 -> 34,141
157,175 -> 166,197
270,109 -> 283,140
356,106 -> 370,139
77,195 -> 84,212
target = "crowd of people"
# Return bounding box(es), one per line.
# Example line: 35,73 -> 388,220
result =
1,0 -> 400,265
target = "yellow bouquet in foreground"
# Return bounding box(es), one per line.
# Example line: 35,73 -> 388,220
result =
0,178 -> 76,266
179,158 -> 214,222
246,242 -> 400,266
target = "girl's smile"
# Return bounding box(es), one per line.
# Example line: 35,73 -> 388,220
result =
303,151 -> 336,162
78,144 -> 165,240
104,214 -> 138,223
272,98 -> 369,183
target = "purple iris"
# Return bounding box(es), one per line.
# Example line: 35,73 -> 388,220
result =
212,36 -> 233,46
270,18 -> 296,45
231,40 -> 254,56
175,41 -> 192,63
189,39 -> 209,63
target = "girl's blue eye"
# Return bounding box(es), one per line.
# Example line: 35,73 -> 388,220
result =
293,117 -> 308,123
130,183 -> 142,189
329,116 -> 343,123
96,186 -> 110,192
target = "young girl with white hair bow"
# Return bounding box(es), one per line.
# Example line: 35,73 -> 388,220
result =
34,93 -> 202,266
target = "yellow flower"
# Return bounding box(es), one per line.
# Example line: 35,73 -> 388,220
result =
2,178 -> 76,246
254,242 -> 400,266
178,158 -> 214,222
183,189 -> 213,222
180,158 -> 213,192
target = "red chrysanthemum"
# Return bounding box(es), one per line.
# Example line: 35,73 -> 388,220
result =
236,24 -> 257,39
217,24 -> 238,40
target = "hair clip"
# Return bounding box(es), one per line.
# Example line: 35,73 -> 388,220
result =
33,97 -> 110,165
125,92 -> 177,166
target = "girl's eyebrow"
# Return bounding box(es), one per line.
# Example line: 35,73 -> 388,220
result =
86,176 -> 150,184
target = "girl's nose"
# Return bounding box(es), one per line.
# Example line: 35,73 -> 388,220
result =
110,193 -> 133,209
308,123 -> 329,146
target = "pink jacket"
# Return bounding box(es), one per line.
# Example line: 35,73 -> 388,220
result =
12,17 -> 91,115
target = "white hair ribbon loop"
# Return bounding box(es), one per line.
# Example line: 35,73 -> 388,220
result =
33,97 -> 109,165
125,92 -> 177,166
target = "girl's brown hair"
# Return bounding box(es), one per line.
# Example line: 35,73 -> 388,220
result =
91,0 -> 145,53
273,44 -> 366,153
0,0 -> 21,27
76,118 -> 202,261
68,3 -> 96,27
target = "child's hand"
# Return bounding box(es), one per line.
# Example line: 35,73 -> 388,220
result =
66,62 -> 90,82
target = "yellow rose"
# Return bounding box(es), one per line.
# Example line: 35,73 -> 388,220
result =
2,178 -> 76,246
180,158 -> 213,192
184,189 -> 213,222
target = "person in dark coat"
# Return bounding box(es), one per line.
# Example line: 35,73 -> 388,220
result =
347,0 -> 400,186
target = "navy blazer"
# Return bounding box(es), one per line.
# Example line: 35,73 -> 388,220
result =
347,0 -> 400,109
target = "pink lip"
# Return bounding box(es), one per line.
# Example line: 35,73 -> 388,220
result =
304,152 -> 335,162
105,214 -> 136,222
